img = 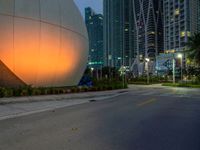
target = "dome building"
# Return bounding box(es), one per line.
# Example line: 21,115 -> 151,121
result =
0,0 -> 88,87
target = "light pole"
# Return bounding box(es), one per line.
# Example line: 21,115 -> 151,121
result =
119,66 -> 126,88
177,53 -> 183,82
145,58 -> 150,84
172,57 -> 176,84
91,67 -> 94,78
100,64 -> 103,80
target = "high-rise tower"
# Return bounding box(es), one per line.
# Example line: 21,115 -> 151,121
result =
130,0 -> 163,75
85,7 -> 103,69
163,0 -> 200,52
103,0 -> 136,69
133,0 -> 163,60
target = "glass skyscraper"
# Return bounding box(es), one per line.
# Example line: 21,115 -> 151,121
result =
85,7 -> 104,69
103,0 -> 136,69
133,0 -> 164,60
130,0 -> 163,75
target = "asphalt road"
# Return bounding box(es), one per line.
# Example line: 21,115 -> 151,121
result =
0,85 -> 200,150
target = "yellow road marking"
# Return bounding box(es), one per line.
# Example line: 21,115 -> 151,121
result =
137,98 -> 157,107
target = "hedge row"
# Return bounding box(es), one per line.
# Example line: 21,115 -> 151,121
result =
0,81 -> 127,98
162,83 -> 200,88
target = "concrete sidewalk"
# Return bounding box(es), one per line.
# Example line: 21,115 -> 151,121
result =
0,89 -> 129,121
0,89 -> 129,105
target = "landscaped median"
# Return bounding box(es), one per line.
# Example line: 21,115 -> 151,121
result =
128,76 -> 169,85
0,79 -> 128,98
162,83 -> 200,88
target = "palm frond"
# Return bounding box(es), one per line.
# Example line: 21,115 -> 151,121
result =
185,32 -> 200,65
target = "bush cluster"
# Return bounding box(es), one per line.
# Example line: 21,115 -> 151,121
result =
93,78 -> 128,90
128,76 -> 169,84
162,83 -> 200,88
0,79 -> 127,98
0,86 -> 71,98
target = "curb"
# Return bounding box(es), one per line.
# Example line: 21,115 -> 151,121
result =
0,89 -> 129,105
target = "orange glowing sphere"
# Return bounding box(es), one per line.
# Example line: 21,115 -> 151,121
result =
0,0 -> 88,87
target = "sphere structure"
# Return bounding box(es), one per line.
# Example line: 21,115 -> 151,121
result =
0,0 -> 88,87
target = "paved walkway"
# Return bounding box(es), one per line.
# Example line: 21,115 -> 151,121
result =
0,89 -> 128,120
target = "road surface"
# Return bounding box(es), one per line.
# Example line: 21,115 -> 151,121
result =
0,85 -> 200,150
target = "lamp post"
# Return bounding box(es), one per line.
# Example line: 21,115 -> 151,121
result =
145,58 -> 150,84
119,66 -> 126,88
177,53 -> 183,82
91,67 -> 94,78
100,64 -> 103,80
172,57 -> 176,84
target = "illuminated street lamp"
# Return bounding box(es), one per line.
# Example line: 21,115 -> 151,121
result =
91,67 -> 94,78
177,53 -> 182,58
145,58 -> 150,84
177,53 -> 183,81
172,57 -> 176,84
119,66 -> 126,88
145,58 -> 150,62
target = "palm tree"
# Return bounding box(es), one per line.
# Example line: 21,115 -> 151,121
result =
186,33 -> 200,66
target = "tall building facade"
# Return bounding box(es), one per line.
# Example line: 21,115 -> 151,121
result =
130,0 -> 164,75
85,7 -> 103,69
103,0 -> 136,69
163,0 -> 200,52
133,0 -> 164,60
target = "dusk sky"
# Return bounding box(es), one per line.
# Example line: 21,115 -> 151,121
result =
74,0 -> 103,17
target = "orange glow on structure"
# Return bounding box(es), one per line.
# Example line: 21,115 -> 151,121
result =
0,0 -> 88,87
0,21 -> 88,87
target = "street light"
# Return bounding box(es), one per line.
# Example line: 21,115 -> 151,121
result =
177,53 -> 183,82
177,53 -> 182,59
145,58 -> 150,62
119,66 -> 126,88
145,58 -> 150,84
91,67 -> 94,78
172,57 -> 176,84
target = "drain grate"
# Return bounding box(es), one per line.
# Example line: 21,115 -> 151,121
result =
89,99 -> 96,102
118,91 -> 128,94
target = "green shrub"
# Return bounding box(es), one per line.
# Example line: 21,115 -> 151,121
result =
4,88 -> 13,97
89,87 -> 97,91
13,88 -> 23,97
129,75 -> 169,84
0,87 -> 6,98
71,87 -> 78,93
162,83 -> 200,88
0,78 -> 128,98
81,87 -> 89,92
32,88 -> 41,95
